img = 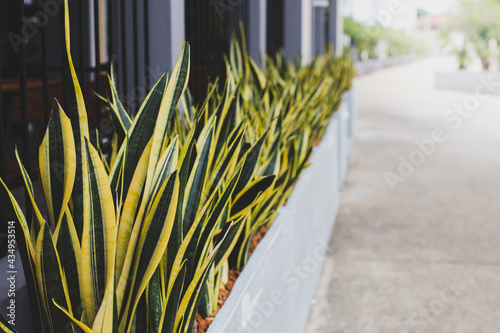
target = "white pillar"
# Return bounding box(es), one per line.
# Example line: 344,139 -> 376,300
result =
301,0 -> 312,63
328,0 -> 343,56
284,0 -> 301,61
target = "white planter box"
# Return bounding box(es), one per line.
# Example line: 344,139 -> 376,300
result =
208,91 -> 354,333
337,90 -> 354,189
344,89 -> 356,154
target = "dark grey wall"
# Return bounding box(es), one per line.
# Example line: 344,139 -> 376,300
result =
149,0 -> 184,79
148,0 -> 170,82
312,6 -> 325,57
248,0 -> 266,66
112,0 -> 184,111
284,0 -> 302,60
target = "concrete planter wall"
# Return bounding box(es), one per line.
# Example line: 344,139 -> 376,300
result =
208,91 -> 355,333
337,92 -> 350,189
344,89 -> 356,154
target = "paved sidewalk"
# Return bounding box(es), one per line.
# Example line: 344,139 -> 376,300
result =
305,57 -> 500,333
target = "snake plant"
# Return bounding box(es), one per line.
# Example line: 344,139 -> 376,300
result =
0,2 -> 353,332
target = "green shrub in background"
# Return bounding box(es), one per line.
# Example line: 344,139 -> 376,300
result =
442,0 -> 500,70
344,17 -> 429,59
0,2 -> 353,333
344,17 -> 378,58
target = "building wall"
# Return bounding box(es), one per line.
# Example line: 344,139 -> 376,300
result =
145,0 -> 342,89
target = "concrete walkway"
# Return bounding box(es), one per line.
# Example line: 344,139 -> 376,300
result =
305,57 -> 500,333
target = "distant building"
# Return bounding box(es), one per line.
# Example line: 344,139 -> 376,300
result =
417,13 -> 451,31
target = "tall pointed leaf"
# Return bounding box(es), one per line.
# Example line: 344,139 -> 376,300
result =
39,101 -> 76,230
119,172 -> 179,333
53,208 -> 82,320
144,43 -> 190,197
109,72 -> 169,199
35,224 -> 73,333
80,138 -> 116,325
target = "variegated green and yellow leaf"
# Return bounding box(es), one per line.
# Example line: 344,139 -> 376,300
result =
119,171 -> 179,333
35,223 -> 73,333
144,43 -> 190,199
39,101 -> 76,230
53,208 -> 82,320
53,300 -> 95,333
80,138 -> 116,326
14,148 -> 44,228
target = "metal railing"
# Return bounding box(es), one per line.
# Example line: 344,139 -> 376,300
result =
185,0 -> 250,100
1,1 -> 104,188
0,0 -> 163,187
0,0 -> 116,257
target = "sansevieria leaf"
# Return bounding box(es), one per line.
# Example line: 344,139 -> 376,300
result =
0,179 -> 45,331
80,137 -> 116,326
109,72 -> 169,199
62,0 -> 90,240
144,43 -> 190,198
53,208 -> 82,321
35,224 -> 73,333
39,101 -> 76,230
175,222 -> 237,333
53,300 -> 95,333
119,171 -> 179,333
108,63 -> 132,142
0,313 -> 17,333
115,137 -> 153,280
14,148 -> 44,229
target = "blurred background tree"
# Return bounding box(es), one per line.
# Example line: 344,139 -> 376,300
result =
343,17 -> 429,61
444,0 -> 500,70
343,17 -> 378,59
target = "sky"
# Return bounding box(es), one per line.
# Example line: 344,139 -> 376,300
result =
343,0 -> 460,30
